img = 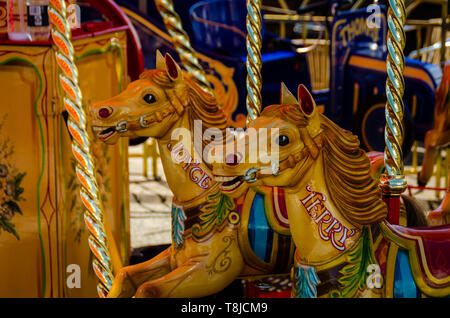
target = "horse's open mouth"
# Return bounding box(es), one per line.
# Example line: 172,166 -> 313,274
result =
93,126 -> 117,141
214,175 -> 244,192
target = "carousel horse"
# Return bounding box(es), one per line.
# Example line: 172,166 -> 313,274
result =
418,63 -> 450,226
89,52 -> 295,297
211,84 -> 450,297
90,51 -> 431,297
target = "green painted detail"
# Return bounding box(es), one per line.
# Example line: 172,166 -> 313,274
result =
192,190 -> 235,239
0,166 -> 26,240
330,227 -> 376,298
0,116 -> 27,240
0,56 -> 47,297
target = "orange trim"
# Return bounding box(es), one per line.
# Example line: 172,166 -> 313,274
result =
348,55 -> 435,90
81,196 -> 94,213
68,126 -> 83,146
65,102 -> 81,122
353,82 -> 359,114
412,95 -> 417,118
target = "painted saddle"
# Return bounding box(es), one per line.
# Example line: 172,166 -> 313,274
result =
229,183 -> 450,298
234,186 -> 294,274
379,221 -> 450,297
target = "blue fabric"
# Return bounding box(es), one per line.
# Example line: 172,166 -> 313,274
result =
394,249 -> 420,298
248,193 -> 273,263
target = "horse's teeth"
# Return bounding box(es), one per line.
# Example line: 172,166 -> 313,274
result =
221,180 -> 243,191
214,176 -> 235,182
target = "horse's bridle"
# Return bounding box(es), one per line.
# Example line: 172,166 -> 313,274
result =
114,104 -> 178,133
243,129 -> 322,183
113,88 -> 186,133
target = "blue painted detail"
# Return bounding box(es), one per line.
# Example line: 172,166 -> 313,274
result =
248,193 -> 273,263
394,249 -> 420,298
294,263 -> 320,298
171,204 -> 186,249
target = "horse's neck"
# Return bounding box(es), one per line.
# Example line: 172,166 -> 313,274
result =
285,155 -> 362,265
157,112 -> 217,205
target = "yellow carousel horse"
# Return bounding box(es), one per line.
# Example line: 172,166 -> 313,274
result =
90,52 -> 294,297
212,84 -> 450,297
418,63 -> 450,226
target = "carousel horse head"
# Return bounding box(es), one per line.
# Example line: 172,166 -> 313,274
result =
212,83 -> 387,225
90,51 -> 226,145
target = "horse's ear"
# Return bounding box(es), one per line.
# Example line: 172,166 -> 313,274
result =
164,53 -> 182,82
156,50 -> 165,70
297,84 -> 315,117
280,82 -> 298,105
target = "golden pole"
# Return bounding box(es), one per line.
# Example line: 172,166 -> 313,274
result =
380,0 -> 408,199
49,0 -> 117,297
246,0 -> 263,121
154,0 -> 213,95
277,0 -> 289,38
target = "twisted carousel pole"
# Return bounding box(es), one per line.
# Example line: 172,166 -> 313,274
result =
49,0 -> 116,297
380,0 -> 407,224
246,0 -> 263,121
154,0 -> 213,95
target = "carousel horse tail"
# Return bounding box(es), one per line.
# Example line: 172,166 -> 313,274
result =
401,194 -> 428,227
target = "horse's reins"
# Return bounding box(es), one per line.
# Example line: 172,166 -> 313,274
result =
243,127 -> 322,183
113,88 -> 187,133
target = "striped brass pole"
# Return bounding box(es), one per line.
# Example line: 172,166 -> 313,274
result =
380,0 -> 408,198
154,0 -> 213,95
246,0 -> 263,121
49,0 -> 114,298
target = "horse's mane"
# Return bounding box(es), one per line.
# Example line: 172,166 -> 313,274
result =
140,69 -> 228,134
262,104 -> 388,226
319,115 -> 388,225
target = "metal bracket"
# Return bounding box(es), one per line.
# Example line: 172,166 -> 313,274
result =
115,121 -> 128,133
244,167 -> 259,183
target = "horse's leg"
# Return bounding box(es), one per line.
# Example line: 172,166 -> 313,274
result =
108,247 -> 172,298
134,235 -> 245,298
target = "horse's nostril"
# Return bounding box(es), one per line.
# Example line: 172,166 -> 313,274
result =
225,153 -> 240,166
98,107 -> 112,119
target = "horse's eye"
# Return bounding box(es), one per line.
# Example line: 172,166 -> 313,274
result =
143,94 -> 156,104
277,135 -> 290,146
